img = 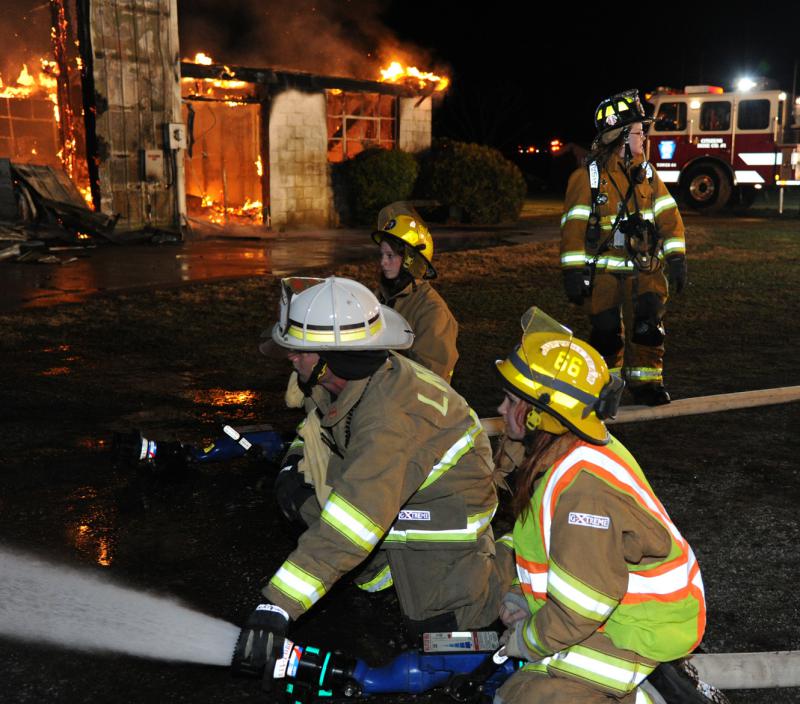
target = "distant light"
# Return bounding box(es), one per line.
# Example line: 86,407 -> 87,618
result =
754,184 -> 763,190
690,99 -> 701,109
550,138 -> 563,153
779,92 -> 787,101
736,77 -> 757,92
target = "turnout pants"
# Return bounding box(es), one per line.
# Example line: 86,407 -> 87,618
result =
494,671 -> 652,704
588,265 -> 669,388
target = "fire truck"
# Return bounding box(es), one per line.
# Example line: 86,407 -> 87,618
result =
645,84 -> 800,212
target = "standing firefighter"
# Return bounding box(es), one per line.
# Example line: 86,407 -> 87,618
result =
372,201 -> 459,381
234,277 -> 507,680
492,308 -> 705,704
560,89 -> 687,406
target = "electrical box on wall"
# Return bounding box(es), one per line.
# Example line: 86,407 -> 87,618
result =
141,150 -> 164,182
166,122 -> 187,149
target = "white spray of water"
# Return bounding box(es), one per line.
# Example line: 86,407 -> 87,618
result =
0,546 -> 240,666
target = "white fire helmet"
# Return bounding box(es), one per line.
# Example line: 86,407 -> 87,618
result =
266,276 -> 414,351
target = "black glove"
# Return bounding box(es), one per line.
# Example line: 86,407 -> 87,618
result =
232,602 -> 290,687
274,454 -> 315,525
563,269 -> 588,305
667,256 -> 688,294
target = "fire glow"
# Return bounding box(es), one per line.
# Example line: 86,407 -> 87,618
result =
379,61 -> 449,91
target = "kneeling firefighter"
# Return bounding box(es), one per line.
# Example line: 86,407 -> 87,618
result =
372,201 -> 459,381
559,89 -> 688,406
492,308 -> 706,703
233,277 -> 509,682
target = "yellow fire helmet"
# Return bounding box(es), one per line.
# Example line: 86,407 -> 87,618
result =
495,308 -> 624,444
593,89 -> 653,146
266,276 -> 414,352
371,201 -> 436,280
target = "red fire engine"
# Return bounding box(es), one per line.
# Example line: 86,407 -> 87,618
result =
645,84 -> 800,212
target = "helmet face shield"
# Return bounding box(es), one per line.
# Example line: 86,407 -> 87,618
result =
495,307 -> 612,444
277,277 -> 326,340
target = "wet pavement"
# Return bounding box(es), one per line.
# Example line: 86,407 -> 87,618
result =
0,223 -> 558,312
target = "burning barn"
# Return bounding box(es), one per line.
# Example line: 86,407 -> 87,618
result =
0,0 -> 444,243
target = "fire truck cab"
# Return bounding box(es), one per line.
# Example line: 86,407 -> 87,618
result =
645,85 -> 800,212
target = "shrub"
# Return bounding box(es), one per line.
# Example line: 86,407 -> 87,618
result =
417,141 -> 526,224
341,148 -> 418,226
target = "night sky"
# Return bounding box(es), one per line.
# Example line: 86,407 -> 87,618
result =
5,0 -> 800,150
176,1 -> 800,150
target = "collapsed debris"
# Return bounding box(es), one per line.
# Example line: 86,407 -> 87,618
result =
0,157 -> 117,263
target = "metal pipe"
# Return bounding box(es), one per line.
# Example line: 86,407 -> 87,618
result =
480,385 -> 800,436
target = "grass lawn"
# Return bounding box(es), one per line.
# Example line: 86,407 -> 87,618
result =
0,213 -> 798,702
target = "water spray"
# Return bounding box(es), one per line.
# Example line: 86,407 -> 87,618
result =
0,545 -> 239,667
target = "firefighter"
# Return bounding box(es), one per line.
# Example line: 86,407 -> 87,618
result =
491,308 -> 705,704
234,277 -> 507,677
372,201 -> 459,381
560,89 -> 687,406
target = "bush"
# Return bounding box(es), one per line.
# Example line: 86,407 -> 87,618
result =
417,141 -> 526,224
341,148 -> 418,226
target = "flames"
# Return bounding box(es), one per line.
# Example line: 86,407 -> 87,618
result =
379,61 -> 449,92
0,61 -> 58,104
198,194 -> 263,225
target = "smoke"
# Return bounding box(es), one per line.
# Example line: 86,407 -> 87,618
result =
177,0 -> 438,79
0,0 -> 53,81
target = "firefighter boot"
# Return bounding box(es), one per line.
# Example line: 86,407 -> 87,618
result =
630,383 -> 671,406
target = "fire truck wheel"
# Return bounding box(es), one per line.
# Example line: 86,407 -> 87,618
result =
682,163 -> 732,213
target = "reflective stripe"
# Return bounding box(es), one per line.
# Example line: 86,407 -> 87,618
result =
734,170 -> 765,184
549,644 -> 652,693
663,238 -> 685,255
636,687 -> 652,704
542,445 -> 684,555
654,194 -> 677,216
595,256 -> 635,271
625,367 -> 663,383
561,205 -> 592,226
356,564 -> 393,592
548,561 -> 617,621
385,504 -> 496,544
523,617 -> 548,657
626,547 -> 702,601
418,410 -> 483,490
287,314 -> 382,343
659,171 -> 680,184
497,532 -> 515,550
561,251 -> 587,267
516,556 -> 548,598
321,493 -> 383,552
270,561 -> 326,610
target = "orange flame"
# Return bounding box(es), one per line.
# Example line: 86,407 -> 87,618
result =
379,61 -> 449,91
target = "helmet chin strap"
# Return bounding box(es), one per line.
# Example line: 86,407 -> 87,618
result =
621,126 -> 633,170
298,358 -> 328,396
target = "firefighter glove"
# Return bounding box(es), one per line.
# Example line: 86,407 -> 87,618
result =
500,620 -> 538,663
563,269 -> 588,305
274,455 -> 315,525
499,591 -> 530,628
232,602 -> 290,686
667,255 -> 687,294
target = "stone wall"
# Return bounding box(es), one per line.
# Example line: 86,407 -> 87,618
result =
398,96 -> 432,153
268,90 -> 331,229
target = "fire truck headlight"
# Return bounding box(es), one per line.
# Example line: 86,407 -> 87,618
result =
736,77 -> 756,92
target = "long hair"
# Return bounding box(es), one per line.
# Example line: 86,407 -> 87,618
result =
493,398 -> 566,518
584,132 -> 624,170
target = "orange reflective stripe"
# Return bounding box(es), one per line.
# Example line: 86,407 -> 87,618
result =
516,555 -> 548,599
